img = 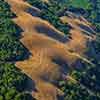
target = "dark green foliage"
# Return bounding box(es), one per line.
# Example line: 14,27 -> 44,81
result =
0,0 -> 24,61
0,1 -> 35,100
0,63 -> 36,100
59,61 -> 100,99
59,80 -> 100,100
14,93 -> 36,100
0,34 -> 26,61
0,18 -> 20,35
0,0 -> 15,18
0,0 -> 31,61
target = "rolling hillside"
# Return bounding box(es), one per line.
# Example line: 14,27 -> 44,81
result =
1,0 -> 100,100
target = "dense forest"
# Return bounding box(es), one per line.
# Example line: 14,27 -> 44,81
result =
0,0 -> 100,100
0,0 -> 36,100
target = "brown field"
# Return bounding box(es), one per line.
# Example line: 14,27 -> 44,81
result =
6,0 -> 96,100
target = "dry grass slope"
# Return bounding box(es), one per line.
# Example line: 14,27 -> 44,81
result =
6,0 -> 96,100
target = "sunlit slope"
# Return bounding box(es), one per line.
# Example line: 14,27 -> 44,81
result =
6,0 -> 96,100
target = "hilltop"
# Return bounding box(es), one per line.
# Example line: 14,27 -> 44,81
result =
1,0 -> 100,100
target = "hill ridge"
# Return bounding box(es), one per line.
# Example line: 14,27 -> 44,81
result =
6,0 -> 96,100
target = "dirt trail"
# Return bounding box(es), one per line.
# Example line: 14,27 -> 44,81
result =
6,0 -> 96,100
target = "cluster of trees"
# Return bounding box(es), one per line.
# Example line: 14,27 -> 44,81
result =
0,0 -> 36,100
0,63 -> 33,100
0,0 -> 26,61
59,61 -> 100,100
59,80 -> 100,100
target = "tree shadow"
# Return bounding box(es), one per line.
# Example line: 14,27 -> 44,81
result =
57,95 -> 64,100
13,23 -> 24,38
52,56 -> 69,76
35,25 -> 68,43
25,7 -> 40,17
14,67 -> 38,95
78,23 -> 96,35
85,41 -> 100,63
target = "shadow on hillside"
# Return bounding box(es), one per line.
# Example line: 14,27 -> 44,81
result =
25,7 -> 40,17
57,95 -> 64,100
78,23 -> 95,35
21,74 -> 37,93
52,56 -> 69,75
35,25 -> 68,43
80,64 -> 100,93
14,23 -> 24,38
85,41 -> 100,63
14,67 -> 37,100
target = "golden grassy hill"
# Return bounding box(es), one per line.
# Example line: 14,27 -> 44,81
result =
6,0 -> 96,100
